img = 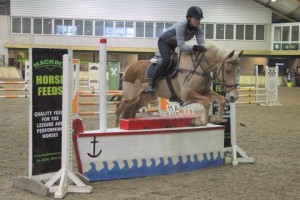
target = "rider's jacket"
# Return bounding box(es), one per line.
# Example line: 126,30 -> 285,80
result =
159,19 -> 204,52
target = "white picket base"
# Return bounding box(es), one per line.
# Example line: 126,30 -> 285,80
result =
224,145 -> 255,165
224,102 -> 255,166
46,168 -> 92,198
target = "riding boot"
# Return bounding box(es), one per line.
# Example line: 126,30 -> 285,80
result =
145,63 -> 165,92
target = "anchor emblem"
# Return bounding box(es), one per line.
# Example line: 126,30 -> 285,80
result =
87,136 -> 102,158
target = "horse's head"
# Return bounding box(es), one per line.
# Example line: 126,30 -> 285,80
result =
177,42 -> 242,102
215,50 -> 243,102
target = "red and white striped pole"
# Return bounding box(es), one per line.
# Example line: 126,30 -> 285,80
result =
99,39 -> 107,132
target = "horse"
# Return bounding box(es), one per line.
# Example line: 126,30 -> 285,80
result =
115,41 -> 243,127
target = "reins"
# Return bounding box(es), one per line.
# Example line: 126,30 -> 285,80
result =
179,51 -> 238,94
181,52 -> 207,85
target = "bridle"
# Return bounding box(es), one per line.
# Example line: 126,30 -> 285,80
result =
179,51 -> 239,94
214,58 -> 239,93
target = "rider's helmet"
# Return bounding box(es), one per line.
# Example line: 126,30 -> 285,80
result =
186,6 -> 203,20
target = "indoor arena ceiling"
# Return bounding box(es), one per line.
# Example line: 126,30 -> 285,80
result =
0,0 -> 300,23
253,0 -> 300,22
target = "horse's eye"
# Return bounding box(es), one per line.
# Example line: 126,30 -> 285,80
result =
226,70 -> 231,73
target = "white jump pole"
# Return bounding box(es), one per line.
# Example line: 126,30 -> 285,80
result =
228,101 -> 255,165
255,65 -> 258,102
229,101 -> 238,166
28,48 -> 33,178
99,38 -> 107,132
45,54 -> 92,198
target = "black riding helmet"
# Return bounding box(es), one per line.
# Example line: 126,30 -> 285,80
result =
186,6 -> 203,20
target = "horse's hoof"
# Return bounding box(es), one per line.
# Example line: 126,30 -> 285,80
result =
189,119 -> 196,127
191,118 -> 207,126
209,116 -> 222,124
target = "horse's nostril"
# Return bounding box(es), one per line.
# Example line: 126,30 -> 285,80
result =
230,96 -> 235,102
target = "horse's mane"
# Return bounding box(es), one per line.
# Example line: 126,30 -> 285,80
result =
179,41 -> 234,63
204,41 -> 232,61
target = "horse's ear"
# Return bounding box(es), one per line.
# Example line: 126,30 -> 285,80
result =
227,50 -> 235,58
238,50 -> 243,58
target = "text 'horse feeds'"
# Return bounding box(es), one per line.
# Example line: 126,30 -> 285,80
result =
115,42 -> 242,127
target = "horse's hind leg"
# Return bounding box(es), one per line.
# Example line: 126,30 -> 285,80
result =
122,92 -> 156,119
115,98 -> 134,126
114,96 -> 144,126
115,92 -> 156,127
115,100 -> 125,127
134,92 -> 157,115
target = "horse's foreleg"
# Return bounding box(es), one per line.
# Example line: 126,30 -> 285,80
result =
206,91 -> 226,124
182,90 -> 211,126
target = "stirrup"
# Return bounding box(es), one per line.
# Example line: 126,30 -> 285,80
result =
145,84 -> 155,92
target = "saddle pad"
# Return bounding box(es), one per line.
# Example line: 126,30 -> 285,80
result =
146,63 -> 157,79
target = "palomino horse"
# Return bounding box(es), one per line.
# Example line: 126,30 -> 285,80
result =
115,41 -> 242,127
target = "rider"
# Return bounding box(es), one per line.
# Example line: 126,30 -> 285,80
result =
145,6 -> 206,92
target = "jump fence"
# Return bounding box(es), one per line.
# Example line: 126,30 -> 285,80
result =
237,65 -> 280,106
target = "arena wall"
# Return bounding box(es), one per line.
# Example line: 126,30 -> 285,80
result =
0,16 -> 9,65
4,0 -> 273,52
11,0 -> 271,23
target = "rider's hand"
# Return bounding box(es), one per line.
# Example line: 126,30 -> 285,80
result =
193,45 -> 206,52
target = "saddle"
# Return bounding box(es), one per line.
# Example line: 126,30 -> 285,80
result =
146,52 -> 178,79
146,52 -> 184,103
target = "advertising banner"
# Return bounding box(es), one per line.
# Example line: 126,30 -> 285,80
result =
31,48 -> 67,175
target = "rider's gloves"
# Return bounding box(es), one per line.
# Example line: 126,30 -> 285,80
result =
193,45 -> 206,52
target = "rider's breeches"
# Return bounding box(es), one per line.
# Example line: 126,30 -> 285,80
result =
150,39 -> 173,84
